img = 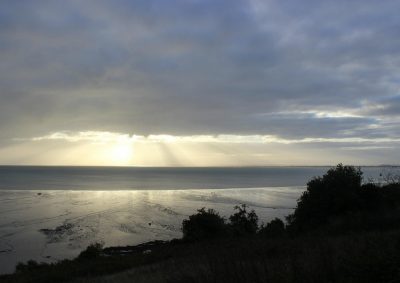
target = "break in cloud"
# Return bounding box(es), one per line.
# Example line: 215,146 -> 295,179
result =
0,0 -> 400,165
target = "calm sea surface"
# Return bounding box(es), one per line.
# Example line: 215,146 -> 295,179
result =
0,166 -> 393,190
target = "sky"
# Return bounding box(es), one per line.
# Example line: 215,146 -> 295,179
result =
0,0 -> 400,166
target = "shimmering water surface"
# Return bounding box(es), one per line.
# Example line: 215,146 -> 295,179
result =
0,166 -> 389,190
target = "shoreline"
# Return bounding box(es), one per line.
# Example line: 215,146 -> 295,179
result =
0,188 -> 301,274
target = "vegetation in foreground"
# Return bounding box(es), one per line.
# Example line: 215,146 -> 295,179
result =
1,164 -> 400,283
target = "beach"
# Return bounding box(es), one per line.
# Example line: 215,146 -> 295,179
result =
0,187 -> 302,274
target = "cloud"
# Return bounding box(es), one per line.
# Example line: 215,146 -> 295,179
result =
22,131 -> 400,145
0,0 -> 400,164
5,130 -> 400,166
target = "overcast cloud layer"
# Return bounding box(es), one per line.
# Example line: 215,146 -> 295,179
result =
1,0 -> 400,165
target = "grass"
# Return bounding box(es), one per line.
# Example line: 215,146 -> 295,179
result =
2,229 -> 400,283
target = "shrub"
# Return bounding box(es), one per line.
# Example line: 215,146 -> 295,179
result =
286,164 -> 363,232
258,218 -> 285,238
15,260 -> 48,273
229,204 -> 258,235
286,164 -> 400,233
182,208 -> 226,241
78,242 -> 104,259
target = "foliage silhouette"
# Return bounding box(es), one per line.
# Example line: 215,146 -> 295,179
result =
182,204 -> 264,240
287,164 -> 400,233
182,208 -> 226,241
286,164 -> 364,231
15,260 -> 47,273
259,218 -> 285,238
77,242 -> 104,260
229,204 -> 259,235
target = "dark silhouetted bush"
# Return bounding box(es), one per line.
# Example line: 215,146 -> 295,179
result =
78,242 -> 104,260
381,183 -> 400,208
229,204 -> 258,235
15,260 -> 48,273
287,164 -> 363,232
182,208 -> 226,241
287,164 -> 400,233
259,218 -> 285,238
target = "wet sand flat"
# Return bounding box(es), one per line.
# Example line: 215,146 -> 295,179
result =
0,187 -> 303,274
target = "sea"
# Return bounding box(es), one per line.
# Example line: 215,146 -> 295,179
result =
0,166 -> 396,274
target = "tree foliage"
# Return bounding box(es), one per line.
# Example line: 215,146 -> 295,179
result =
182,204 -> 266,240
287,164 -> 400,232
182,208 -> 226,241
286,164 -> 363,231
229,204 -> 259,235
182,164 -> 400,238
259,218 -> 285,238
78,242 -> 104,260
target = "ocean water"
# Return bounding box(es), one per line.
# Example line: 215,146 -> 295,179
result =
0,166 -> 389,190
0,166 -> 394,274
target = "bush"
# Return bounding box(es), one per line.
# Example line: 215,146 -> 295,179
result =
258,218 -> 285,238
182,208 -> 226,241
287,164 -> 363,232
78,242 -> 104,260
286,164 -> 400,233
15,260 -> 48,273
229,204 -> 258,235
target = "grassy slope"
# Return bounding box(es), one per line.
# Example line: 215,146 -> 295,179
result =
73,231 -> 400,283
3,229 -> 400,283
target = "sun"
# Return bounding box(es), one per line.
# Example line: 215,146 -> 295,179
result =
110,142 -> 133,164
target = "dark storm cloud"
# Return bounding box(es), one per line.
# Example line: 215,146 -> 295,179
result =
1,0 -> 400,141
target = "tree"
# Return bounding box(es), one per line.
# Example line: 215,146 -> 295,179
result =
229,204 -> 258,235
259,218 -> 285,238
182,208 -> 226,241
286,164 -> 363,232
78,242 -> 104,259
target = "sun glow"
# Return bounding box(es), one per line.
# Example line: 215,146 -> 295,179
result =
9,130 -> 399,166
110,142 -> 133,164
